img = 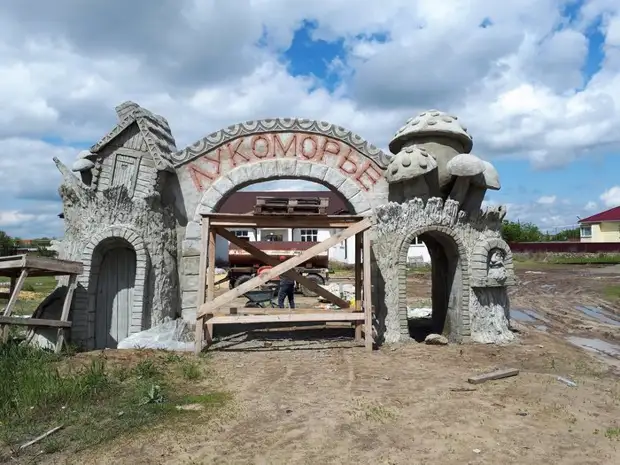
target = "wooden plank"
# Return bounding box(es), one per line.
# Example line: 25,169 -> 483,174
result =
354,233 -> 362,342
195,218 -> 210,355
0,317 -> 72,328
467,368 -> 520,385
209,312 -> 365,324
205,213 -> 365,229
23,256 -> 83,275
1,269 -> 28,342
55,274 -> 77,353
363,231 -> 373,351
206,226 -> 216,342
198,217 -> 372,319
0,255 -> 83,275
210,307 -> 360,316
215,227 -> 350,309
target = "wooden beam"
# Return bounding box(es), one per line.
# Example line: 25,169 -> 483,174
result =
205,213 -> 365,229
0,255 -> 83,274
354,233 -> 363,341
208,312 -> 365,325
55,274 -> 77,353
194,218 -> 210,355
1,269 -> 28,342
210,307 -> 357,316
363,231 -> 373,352
0,317 -> 72,328
198,217 -> 372,319
467,368 -> 519,385
214,227 -> 350,309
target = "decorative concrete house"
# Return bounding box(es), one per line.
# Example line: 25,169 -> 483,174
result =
53,102 -> 516,350
53,101 -> 181,349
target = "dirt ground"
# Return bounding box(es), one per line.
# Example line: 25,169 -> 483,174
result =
45,265 -> 620,464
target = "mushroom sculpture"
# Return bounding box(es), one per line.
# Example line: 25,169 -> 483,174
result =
446,154 -> 501,213
385,145 -> 439,202
71,150 -> 96,186
388,110 -> 473,199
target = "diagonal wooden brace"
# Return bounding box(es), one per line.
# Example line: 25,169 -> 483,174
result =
197,217 -> 372,319
214,226 -> 350,309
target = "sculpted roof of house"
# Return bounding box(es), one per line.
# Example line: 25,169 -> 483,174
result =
89,101 -> 177,171
579,205 -> 620,223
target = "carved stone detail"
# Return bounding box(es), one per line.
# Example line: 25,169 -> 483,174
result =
172,118 -> 392,168
470,238 -> 516,287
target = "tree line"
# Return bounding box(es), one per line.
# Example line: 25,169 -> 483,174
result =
0,231 -> 57,257
500,220 -> 580,243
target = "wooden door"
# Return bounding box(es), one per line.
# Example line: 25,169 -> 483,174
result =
95,246 -> 136,348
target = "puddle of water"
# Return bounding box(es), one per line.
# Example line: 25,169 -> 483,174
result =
567,336 -> 620,358
511,309 -> 536,322
575,306 -> 620,326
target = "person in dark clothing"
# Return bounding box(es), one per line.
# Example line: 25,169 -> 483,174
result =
276,256 -> 295,309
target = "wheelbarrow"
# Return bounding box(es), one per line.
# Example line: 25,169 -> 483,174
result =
243,283 -> 280,308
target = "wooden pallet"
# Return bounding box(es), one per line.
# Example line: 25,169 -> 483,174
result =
254,196 -> 329,215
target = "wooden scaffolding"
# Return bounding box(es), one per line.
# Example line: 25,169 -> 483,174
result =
195,213 -> 374,354
0,255 -> 83,353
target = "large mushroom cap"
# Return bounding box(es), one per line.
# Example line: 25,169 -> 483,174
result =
72,158 -> 95,172
478,160 -> 501,190
386,145 -> 438,184
446,153 -> 484,177
389,110 -> 473,154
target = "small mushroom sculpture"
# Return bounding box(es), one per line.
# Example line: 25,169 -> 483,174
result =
385,145 -> 439,201
71,150 -> 96,172
389,110 -> 473,198
446,154 -> 501,212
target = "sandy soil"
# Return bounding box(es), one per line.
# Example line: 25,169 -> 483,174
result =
47,265 -> 620,465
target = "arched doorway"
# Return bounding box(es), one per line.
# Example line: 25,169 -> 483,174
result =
399,227 -> 469,342
92,238 -> 137,348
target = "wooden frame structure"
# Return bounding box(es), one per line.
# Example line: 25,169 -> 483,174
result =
0,255 -> 83,353
194,213 -> 374,354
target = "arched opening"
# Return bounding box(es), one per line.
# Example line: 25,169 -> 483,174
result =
90,237 -> 137,349
214,179 -> 354,297
402,229 -> 465,342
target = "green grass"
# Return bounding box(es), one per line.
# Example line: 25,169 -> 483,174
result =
605,427 -> 620,440
604,285 -> 620,301
0,344 -> 229,460
0,275 -> 59,316
513,253 -> 620,266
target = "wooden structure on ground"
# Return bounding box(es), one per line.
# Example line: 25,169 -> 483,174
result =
195,213 -> 374,354
0,255 -> 82,353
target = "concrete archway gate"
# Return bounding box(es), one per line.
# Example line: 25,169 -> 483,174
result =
53,102 -> 516,349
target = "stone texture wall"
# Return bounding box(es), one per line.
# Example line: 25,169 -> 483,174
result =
54,182 -> 179,349
373,198 -> 514,344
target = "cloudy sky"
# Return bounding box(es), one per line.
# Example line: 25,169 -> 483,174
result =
2,0 -> 620,238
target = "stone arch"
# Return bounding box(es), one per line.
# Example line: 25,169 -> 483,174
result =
397,225 -> 470,341
171,118 -> 392,168
79,226 -> 149,348
195,159 -> 374,219
470,237 -> 515,287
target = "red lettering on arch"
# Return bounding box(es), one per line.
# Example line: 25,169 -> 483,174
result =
251,134 -> 272,158
298,135 -> 319,160
273,133 -> 297,157
188,163 -> 217,192
337,147 -> 359,175
317,138 -> 341,162
354,160 -> 382,191
227,139 -> 251,167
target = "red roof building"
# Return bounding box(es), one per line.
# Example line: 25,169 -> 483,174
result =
578,205 -> 620,243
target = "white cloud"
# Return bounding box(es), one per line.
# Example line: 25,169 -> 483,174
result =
585,201 -> 598,211
600,186 -> 620,207
537,195 -> 557,205
1,0 -> 620,236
